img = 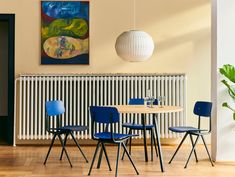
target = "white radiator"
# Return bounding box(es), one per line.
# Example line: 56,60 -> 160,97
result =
14,73 -> 186,143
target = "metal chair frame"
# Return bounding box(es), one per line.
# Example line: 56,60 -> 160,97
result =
88,106 -> 139,177
168,101 -> 214,168
43,100 -> 88,167
122,98 -> 158,161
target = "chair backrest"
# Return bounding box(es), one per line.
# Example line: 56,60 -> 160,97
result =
45,100 -> 65,132
89,106 -> 119,124
193,101 -> 212,117
193,101 -> 212,131
128,98 -> 158,105
46,100 -> 65,116
129,98 -> 144,105
89,106 -> 120,140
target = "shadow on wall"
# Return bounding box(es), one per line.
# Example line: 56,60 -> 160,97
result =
156,27 -> 210,53
137,0 -> 210,26
92,0 -> 210,50
91,26 -> 210,73
89,0 -> 211,72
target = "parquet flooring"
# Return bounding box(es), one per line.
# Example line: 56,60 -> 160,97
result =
0,144 -> 234,177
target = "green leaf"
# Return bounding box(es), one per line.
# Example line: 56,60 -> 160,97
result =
220,64 -> 235,119
221,80 -> 235,100
219,64 -> 235,83
222,102 -> 228,107
222,102 -> 235,112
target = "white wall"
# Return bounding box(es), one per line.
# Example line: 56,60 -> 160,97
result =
212,0 -> 235,161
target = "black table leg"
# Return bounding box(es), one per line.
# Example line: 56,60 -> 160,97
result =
141,113 -> 148,162
153,114 -> 164,172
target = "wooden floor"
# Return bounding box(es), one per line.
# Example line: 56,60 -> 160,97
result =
0,144 -> 234,177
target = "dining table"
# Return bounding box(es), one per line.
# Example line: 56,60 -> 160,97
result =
114,105 -> 183,172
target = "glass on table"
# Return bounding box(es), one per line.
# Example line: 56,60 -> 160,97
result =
144,96 -> 155,108
158,96 -> 165,108
145,89 -> 155,108
144,89 -> 150,106
146,89 -> 151,98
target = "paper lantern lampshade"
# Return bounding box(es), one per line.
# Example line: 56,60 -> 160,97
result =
115,30 -> 154,62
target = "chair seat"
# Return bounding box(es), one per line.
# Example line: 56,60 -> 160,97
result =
122,123 -> 154,130
169,126 -> 200,133
47,127 -> 69,134
94,132 -> 138,140
60,125 -> 88,132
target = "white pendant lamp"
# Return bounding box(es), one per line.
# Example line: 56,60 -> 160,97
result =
115,30 -> 154,62
115,0 -> 154,62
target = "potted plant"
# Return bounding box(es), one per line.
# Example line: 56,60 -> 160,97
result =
219,64 -> 235,120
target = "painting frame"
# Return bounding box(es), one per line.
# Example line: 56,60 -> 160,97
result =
41,1 -> 89,64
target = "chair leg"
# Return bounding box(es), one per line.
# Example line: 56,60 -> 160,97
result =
169,133 -> 188,164
115,143 -> 121,177
122,142 -> 139,175
58,134 -> 72,167
121,129 -> 132,160
189,134 -> 198,162
142,114 -> 148,162
60,133 -> 69,160
70,132 -> 88,163
151,129 -> 153,161
184,135 -> 199,168
129,136 -> 132,155
121,139 -> 128,160
201,135 -> 214,166
97,144 -> 103,169
101,143 -> 112,171
152,128 -> 158,158
44,134 -> 57,165
88,142 -> 101,176
153,115 -> 164,172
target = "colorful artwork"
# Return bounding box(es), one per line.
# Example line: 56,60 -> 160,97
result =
41,1 -> 89,64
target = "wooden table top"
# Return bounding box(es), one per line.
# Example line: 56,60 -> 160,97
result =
114,105 -> 183,114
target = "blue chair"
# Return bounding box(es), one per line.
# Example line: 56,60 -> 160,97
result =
168,101 -> 214,168
122,98 -> 158,161
43,100 -> 88,167
88,106 -> 139,177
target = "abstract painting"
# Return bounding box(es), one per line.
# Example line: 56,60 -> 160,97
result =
41,1 -> 89,64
